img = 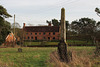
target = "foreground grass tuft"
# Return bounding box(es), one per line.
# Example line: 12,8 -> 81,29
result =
50,46 -> 100,67
0,47 -> 56,67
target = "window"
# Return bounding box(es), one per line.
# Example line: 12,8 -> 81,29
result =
49,33 -> 50,35
39,33 -> 41,35
35,37 -> 37,40
53,32 -> 55,35
43,37 -> 45,40
35,33 -> 37,35
53,37 -> 55,40
31,36 -> 33,39
26,33 -> 28,35
48,37 -> 50,40
31,33 -> 32,35
43,32 -> 45,35
28,36 -> 30,39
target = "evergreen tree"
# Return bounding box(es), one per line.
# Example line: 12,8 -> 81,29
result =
0,5 -> 12,45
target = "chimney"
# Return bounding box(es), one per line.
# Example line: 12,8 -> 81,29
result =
23,23 -> 25,27
48,23 -> 51,26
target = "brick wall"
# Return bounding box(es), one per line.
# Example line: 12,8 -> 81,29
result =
24,32 -> 60,41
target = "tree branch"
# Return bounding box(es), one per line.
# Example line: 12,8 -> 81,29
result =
97,13 -> 100,17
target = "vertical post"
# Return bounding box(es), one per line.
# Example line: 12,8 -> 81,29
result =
14,14 -> 15,36
61,8 -> 66,42
58,8 -> 68,62
13,14 -> 15,47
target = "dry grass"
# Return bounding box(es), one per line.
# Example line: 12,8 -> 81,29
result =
0,61 -> 8,67
49,47 -> 100,67
68,50 -> 92,67
49,51 -> 69,67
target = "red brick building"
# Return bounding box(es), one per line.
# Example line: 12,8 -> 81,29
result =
23,23 -> 60,41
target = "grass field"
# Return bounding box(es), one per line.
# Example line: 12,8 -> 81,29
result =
0,47 -> 99,67
0,47 -> 56,67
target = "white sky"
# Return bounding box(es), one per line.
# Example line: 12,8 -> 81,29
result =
1,0 -> 100,27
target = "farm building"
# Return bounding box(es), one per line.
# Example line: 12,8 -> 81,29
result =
23,23 -> 60,41
6,32 -> 16,42
5,32 -> 16,46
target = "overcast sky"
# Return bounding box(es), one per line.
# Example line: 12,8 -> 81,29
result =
1,0 -> 100,27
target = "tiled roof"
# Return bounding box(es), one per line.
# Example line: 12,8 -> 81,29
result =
6,33 -> 16,42
24,26 -> 59,32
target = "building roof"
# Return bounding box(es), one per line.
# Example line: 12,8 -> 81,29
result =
24,26 -> 59,32
6,33 -> 16,42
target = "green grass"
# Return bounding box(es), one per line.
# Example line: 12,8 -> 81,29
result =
68,46 -> 95,56
0,47 -> 56,67
24,42 -> 59,46
24,40 -> 93,46
45,42 -> 59,45
24,42 -> 41,45
0,46 -> 99,67
67,40 -> 92,45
